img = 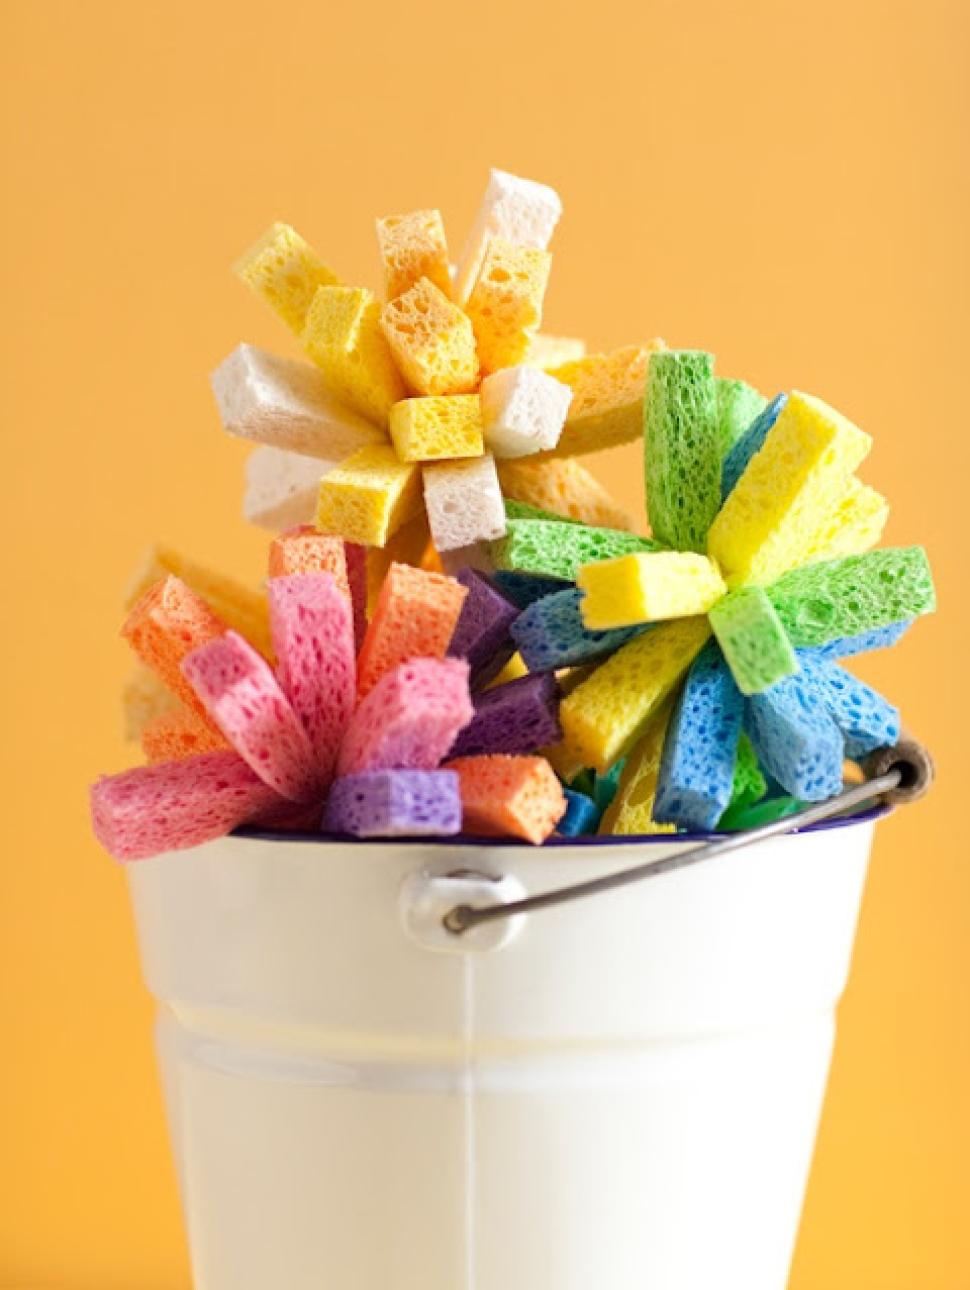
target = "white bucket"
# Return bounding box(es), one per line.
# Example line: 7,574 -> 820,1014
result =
127,810 -> 881,1290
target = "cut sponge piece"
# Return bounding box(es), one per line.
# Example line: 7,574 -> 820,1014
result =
376,209 -> 452,302
547,342 -> 666,457
492,569 -> 569,609
302,285 -> 405,425
511,587 -> 646,673
90,751 -> 284,863
745,670 -> 846,801
800,478 -> 889,564
526,334 -> 586,369
447,568 -> 520,689
124,546 -> 271,658
389,394 -> 484,462
122,666 -> 178,742
449,672 -> 561,758
141,706 -> 227,763
577,551 -> 727,630
357,562 -> 468,698
381,277 -> 480,397
644,349 -> 721,553
234,223 -> 339,335
480,365 -> 572,458
599,698 -> 677,836
490,517 -> 662,582
766,547 -> 935,647
707,391 -> 872,587
798,653 -> 900,759
465,238 -> 551,373
716,378 -> 768,458
244,445 -> 333,534
337,657 -> 473,776
182,630 -> 318,802
708,585 -> 798,696
122,576 -> 229,719
653,641 -> 744,831
721,393 -> 788,501
269,526 -> 366,649
445,754 -> 567,844
559,788 -> 600,836
814,620 -> 911,660
453,167 -> 562,306
268,574 -> 356,787
211,343 -> 385,461
423,453 -> 506,552
727,732 -> 768,814
315,444 -> 423,547
497,457 -> 636,531
325,769 -> 461,838
560,616 -> 711,773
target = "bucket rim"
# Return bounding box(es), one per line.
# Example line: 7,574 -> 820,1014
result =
233,802 -> 891,849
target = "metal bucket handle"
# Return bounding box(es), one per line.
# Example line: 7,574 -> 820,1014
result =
442,734 -> 934,937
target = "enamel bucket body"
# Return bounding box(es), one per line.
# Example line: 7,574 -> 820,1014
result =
127,812 -> 880,1290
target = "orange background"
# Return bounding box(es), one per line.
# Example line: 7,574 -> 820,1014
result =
1,1 -> 967,1286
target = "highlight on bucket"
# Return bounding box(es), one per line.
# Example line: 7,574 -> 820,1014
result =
87,170 -> 939,1290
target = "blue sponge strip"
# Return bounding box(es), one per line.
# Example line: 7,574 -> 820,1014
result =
492,570 -> 569,609
798,653 -> 900,759
510,587 -> 647,672
721,393 -> 788,500
745,667 -> 845,801
558,788 -> 601,836
813,620 -> 911,660
654,641 -> 745,831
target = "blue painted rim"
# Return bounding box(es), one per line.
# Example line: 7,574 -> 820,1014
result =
234,801 -> 891,848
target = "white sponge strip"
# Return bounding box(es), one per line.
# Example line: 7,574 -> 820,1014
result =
453,169 -> 562,305
423,454 -> 507,552
480,365 -> 572,458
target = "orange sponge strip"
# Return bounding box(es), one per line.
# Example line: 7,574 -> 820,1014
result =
445,754 -> 567,844
141,706 -> 227,763
356,562 -> 468,698
268,526 -> 350,595
122,576 -> 228,720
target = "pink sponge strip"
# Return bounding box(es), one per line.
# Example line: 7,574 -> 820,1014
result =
182,630 -> 318,802
337,657 -> 473,776
268,574 -> 357,788
90,751 -> 283,861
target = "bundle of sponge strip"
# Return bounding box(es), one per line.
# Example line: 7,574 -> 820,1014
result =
90,172 -> 936,861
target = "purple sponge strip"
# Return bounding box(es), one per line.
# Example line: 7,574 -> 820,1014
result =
449,672 -> 561,758
324,769 -> 462,837
447,568 -> 520,688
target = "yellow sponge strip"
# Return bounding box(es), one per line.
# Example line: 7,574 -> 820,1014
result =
381,278 -> 480,397
465,238 -> 551,373
707,391 -> 872,588
540,664 -> 598,781
497,458 -> 636,531
560,617 -> 710,773
234,223 -> 339,336
545,341 -> 667,457
124,545 -> 272,657
485,651 -> 529,690
599,697 -> 678,835
801,478 -> 889,564
389,395 -> 484,463
302,286 -> 405,425
525,334 -> 586,369
315,444 -> 423,547
577,552 -> 727,629
376,209 -> 452,301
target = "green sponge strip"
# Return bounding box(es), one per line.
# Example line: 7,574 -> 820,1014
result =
644,350 -> 721,552
709,585 -> 798,695
767,546 -> 935,647
490,518 -> 664,582
716,378 -> 768,458
503,498 -> 582,525
727,732 -> 768,813
718,793 -> 806,832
